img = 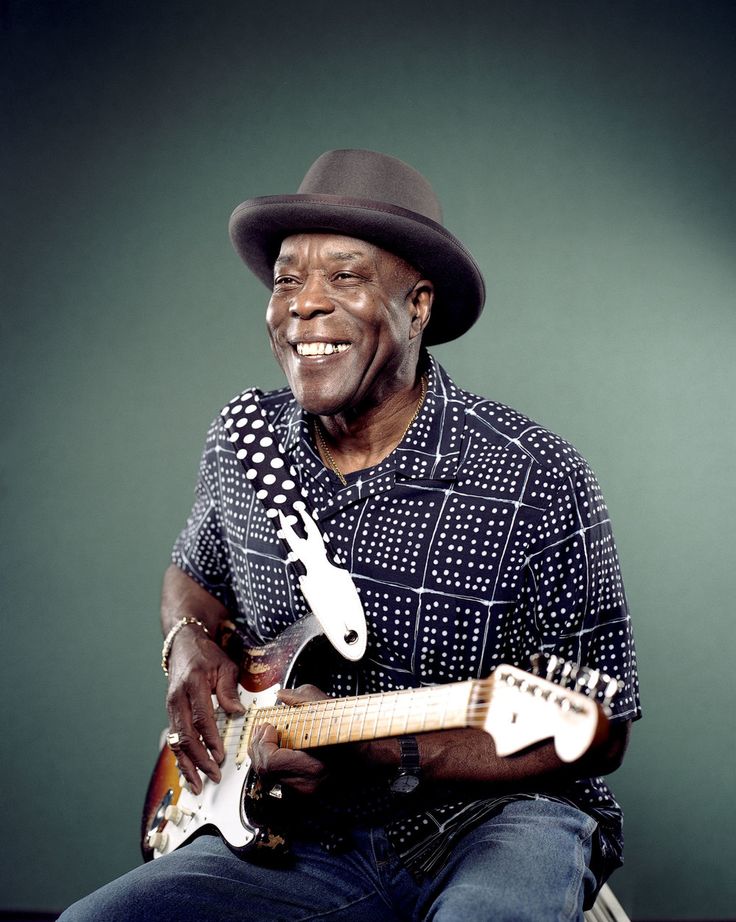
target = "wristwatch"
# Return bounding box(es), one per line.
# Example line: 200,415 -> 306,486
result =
390,736 -> 421,794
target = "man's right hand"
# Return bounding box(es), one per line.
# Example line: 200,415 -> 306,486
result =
161,565 -> 244,794
165,626 -> 245,793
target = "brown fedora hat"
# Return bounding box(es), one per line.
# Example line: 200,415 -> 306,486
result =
228,149 -> 486,345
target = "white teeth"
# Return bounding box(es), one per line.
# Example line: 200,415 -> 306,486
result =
296,342 -> 350,356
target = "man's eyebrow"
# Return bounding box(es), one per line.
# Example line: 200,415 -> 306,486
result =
274,254 -> 295,268
327,251 -> 367,262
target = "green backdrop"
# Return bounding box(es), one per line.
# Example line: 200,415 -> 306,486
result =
2,1 -> 735,918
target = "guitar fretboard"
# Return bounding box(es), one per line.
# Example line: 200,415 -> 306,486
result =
234,680 -> 484,763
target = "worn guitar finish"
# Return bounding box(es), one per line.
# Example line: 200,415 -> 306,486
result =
142,614 -> 610,862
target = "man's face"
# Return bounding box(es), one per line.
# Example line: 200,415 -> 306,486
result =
266,233 -> 430,417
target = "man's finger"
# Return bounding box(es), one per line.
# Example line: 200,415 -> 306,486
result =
249,723 -> 280,776
214,665 -> 245,716
168,724 -> 221,784
167,687 -> 222,782
277,684 -> 328,705
171,747 -> 202,795
189,685 -> 226,766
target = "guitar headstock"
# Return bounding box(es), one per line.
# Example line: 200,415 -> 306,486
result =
478,659 -> 619,763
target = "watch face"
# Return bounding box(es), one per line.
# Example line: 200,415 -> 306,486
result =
391,772 -> 420,794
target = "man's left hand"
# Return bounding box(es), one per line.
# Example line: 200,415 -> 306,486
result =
249,684 -> 331,796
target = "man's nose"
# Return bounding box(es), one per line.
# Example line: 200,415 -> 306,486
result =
289,272 -> 335,319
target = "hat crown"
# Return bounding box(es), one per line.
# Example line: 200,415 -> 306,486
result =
297,149 -> 444,224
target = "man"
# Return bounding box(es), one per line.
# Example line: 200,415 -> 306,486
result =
62,149 -> 640,921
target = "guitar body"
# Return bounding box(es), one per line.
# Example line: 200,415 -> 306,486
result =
141,614 -> 326,861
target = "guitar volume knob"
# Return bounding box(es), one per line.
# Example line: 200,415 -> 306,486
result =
147,830 -> 169,851
164,804 -> 191,825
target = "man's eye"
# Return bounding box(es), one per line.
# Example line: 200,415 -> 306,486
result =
333,272 -> 360,283
273,276 -> 298,287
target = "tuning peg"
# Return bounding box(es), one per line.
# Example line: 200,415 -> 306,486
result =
559,660 -> 575,686
600,675 -> 623,711
573,665 -> 591,691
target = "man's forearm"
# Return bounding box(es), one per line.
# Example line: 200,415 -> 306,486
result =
360,720 -> 631,788
161,564 -> 231,637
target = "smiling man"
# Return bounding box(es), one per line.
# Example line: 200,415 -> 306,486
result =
61,150 -> 640,921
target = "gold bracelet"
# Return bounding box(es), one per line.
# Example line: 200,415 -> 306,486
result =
161,617 -> 210,676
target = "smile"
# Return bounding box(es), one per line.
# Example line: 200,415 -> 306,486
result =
295,342 -> 351,356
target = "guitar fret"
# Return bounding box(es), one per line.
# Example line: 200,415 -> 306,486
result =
390,688 -> 402,737
402,688 -> 412,734
331,697 -> 345,745
314,704 -> 328,746
440,684 -> 450,729
375,692 -> 385,739
326,699 -> 335,746
357,694 -> 368,741
279,707 -> 293,748
297,705 -> 310,748
420,690 -> 429,731
346,696 -> 356,743
330,698 -> 342,745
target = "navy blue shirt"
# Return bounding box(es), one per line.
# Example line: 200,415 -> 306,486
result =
173,352 -> 641,877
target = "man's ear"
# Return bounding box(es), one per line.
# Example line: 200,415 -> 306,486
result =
408,280 -> 434,339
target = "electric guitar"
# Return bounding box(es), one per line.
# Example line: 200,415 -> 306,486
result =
142,613 -> 616,861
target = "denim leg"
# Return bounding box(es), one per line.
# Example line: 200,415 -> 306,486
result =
59,832 -> 401,922
60,799 -> 598,922
414,797 -> 599,922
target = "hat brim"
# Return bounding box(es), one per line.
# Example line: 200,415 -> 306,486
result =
228,194 -> 485,346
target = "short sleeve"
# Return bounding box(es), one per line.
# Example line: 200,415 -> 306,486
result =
171,417 -> 236,609
517,460 -> 641,722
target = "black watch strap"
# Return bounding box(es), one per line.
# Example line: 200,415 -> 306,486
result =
391,735 -> 421,794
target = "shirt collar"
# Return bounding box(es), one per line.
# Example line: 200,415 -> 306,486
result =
272,352 -> 466,516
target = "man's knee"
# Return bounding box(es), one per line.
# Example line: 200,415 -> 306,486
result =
422,799 -> 596,922
427,882 -> 586,922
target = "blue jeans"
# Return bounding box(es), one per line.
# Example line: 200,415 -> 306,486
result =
60,797 -> 598,921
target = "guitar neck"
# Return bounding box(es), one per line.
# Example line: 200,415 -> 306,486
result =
230,664 -> 606,768
241,680 -> 486,753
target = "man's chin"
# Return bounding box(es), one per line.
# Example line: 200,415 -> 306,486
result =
284,369 -> 360,418
293,393 -> 351,417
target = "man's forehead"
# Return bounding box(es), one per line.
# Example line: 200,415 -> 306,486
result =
274,233 -> 384,267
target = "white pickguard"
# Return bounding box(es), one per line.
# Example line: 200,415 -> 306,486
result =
153,682 -> 281,858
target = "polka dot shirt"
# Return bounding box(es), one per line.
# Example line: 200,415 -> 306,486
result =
172,352 -> 640,878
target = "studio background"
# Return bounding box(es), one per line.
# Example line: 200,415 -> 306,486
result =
2,1 -> 734,918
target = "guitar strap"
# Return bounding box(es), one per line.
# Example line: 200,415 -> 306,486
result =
220,388 -> 367,661
220,388 -> 322,567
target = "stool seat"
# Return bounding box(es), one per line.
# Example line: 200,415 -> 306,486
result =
585,884 -> 631,922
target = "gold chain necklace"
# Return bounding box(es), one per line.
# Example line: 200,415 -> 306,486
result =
313,375 -> 428,487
